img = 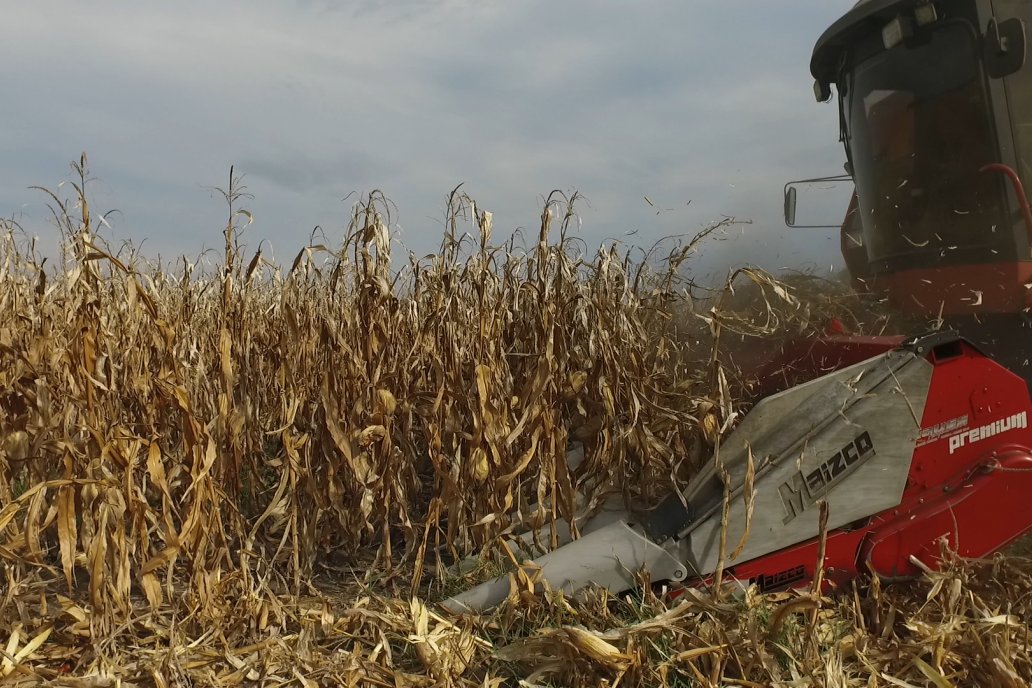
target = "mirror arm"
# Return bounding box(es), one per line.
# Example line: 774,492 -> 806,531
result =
980,163 -> 1032,243
990,17 -> 1004,50
783,175 -> 854,228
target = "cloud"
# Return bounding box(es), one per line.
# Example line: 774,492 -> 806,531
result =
0,0 -> 858,281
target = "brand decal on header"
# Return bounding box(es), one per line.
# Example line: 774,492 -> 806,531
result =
948,411 -> 1027,454
917,415 -> 969,447
778,431 -> 875,524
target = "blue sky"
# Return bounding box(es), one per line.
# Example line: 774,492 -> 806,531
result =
1,0 -> 857,283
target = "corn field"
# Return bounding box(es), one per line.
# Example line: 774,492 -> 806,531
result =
0,157 -> 1029,686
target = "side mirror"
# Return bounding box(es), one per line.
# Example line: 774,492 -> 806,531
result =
985,17 -> 1026,78
813,79 -> 832,103
782,175 -> 854,228
784,186 -> 798,226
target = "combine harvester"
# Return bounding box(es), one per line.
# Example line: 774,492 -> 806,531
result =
446,0 -> 1032,613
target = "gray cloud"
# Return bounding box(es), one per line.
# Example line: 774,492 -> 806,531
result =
238,149 -> 391,196
0,0 -> 857,282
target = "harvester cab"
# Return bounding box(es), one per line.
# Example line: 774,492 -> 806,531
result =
803,0 -> 1032,377
444,0 -> 1032,613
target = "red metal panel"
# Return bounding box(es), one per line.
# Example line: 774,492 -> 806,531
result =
863,449 -> 1032,579
867,262 -> 1032,316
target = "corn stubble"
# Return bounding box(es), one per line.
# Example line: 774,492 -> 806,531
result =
0,158 -> 1028,686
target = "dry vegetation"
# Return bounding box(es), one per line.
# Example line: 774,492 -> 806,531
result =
0,157 -> 1029,686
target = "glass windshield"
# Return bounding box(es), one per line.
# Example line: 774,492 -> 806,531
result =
845,21 -> 1007,265
995,0 -> 1032,185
